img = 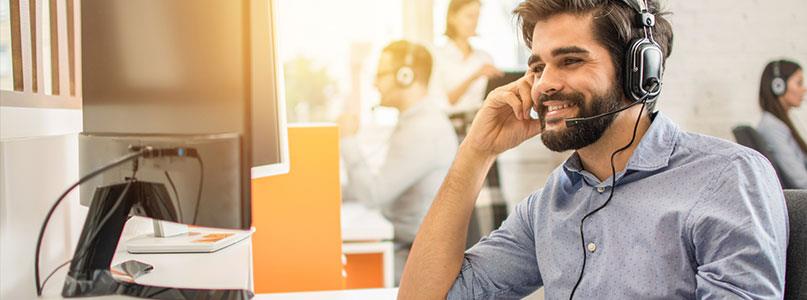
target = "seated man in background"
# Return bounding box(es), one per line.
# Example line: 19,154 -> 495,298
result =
339,40 -> 458,283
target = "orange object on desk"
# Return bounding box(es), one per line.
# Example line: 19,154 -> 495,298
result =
345,253 -> 385,289
251,125 -> 344,293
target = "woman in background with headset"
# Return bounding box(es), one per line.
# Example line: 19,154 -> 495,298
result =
758,59 -> 807,188
432,0 -> 503,121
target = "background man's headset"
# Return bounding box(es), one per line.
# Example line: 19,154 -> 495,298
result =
394,44 -> 416,88
772,60 -> 787,97
567,0 -> 664,298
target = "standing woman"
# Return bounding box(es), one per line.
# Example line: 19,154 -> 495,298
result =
758,59 -> 807,188
432,0 -> 503,119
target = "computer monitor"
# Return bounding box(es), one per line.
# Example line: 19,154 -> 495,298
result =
79,0 -> 289,228
63,0 -> 286,298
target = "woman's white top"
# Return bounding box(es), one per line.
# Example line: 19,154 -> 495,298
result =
430,39 -> 495,115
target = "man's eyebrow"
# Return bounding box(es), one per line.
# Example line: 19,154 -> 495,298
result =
527,46 -> 589,66
551,46 -> 589,57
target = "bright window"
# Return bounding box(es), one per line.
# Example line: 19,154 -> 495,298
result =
276,0 -> 404,123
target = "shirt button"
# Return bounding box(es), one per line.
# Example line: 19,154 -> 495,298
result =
587,242 -> 597,253
596,186 -> 606,193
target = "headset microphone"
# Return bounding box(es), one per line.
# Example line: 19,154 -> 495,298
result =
564,80 -> 660,128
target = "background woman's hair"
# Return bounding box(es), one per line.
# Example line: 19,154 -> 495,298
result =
760,59 -> 807,154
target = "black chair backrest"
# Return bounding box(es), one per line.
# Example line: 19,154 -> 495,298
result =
784,189 -> 807,300
732,125 -> 796,189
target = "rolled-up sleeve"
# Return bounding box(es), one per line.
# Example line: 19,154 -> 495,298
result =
448,193 -> 543,299
689,152 -> 789,299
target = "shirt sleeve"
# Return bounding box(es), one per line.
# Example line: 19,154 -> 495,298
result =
340,124 -> 442,210
688,151 -> 789,299
447,193 -> 543,299
760,127 -> 807,188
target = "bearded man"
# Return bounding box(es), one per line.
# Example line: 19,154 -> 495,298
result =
398,0 -> 789,299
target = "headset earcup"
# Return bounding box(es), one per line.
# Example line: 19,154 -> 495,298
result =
396,66 -> 415,88
624,37 -> 663,101
772,77 -> 787,96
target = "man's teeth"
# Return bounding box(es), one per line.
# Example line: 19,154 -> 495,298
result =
547,104 -> 574,112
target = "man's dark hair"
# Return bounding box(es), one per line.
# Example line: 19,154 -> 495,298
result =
514,0 -> 674,111
382,40 -> 433,87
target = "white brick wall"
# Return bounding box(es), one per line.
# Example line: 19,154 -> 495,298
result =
660,0 -> 807,139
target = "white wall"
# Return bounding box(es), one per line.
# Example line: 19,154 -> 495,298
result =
0,107 -> 82,299
660,0 -> 807,139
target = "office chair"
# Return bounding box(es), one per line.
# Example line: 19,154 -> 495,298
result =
784,189 -> 807,300
732,125 -> 796,189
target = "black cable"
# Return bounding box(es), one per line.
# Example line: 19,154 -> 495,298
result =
191,156 -> 205,224
34,148 -> 148,296
38,259 -> 72,293
163,171 -> 183,221
40,177 -> 132,293
568,100 -> 648,299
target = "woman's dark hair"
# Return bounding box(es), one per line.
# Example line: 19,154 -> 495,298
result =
760,59 -> 807,154
444,0 -> 480,40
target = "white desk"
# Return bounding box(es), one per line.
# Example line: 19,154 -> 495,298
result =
39,209 -> 395,299
257,288 -> 398,300
40,217 -> 253,299
340,203 -> 395,287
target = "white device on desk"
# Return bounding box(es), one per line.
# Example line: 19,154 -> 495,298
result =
126,224 -> 253,254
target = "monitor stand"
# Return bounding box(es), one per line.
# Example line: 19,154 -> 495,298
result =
62,180 -> 253,299
125,220 -> 252,254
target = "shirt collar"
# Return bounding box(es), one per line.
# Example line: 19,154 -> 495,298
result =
562,111 -> 679,181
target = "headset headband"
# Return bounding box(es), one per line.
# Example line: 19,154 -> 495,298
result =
773,60 -> 782,78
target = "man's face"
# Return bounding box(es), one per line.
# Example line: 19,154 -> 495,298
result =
374,52 -> 402,108
527,13 -> 624,152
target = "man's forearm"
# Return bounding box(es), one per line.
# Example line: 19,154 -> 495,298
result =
398,144 -> 496,299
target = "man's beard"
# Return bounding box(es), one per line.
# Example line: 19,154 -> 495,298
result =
539,84 -> 624,152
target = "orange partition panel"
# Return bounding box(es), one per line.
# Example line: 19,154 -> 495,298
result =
251,125 -> 344,293
344,253 -> 384,289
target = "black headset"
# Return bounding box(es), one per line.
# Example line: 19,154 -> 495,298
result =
564,0 -> 664,127
621,0 -> 664,102
772,60 -> 787,97
395,44 -> 416,88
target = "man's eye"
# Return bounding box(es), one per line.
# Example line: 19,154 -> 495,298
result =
531,65 -> 545,74
564,58 -> 582,65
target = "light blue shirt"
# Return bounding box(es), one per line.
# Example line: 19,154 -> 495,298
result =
449,112 -> 789,299
757,111 -> 807,188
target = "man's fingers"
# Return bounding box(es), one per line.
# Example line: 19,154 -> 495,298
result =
517,79 -> 533,118
503,93 -> 524,120
487,73 -> 536,121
